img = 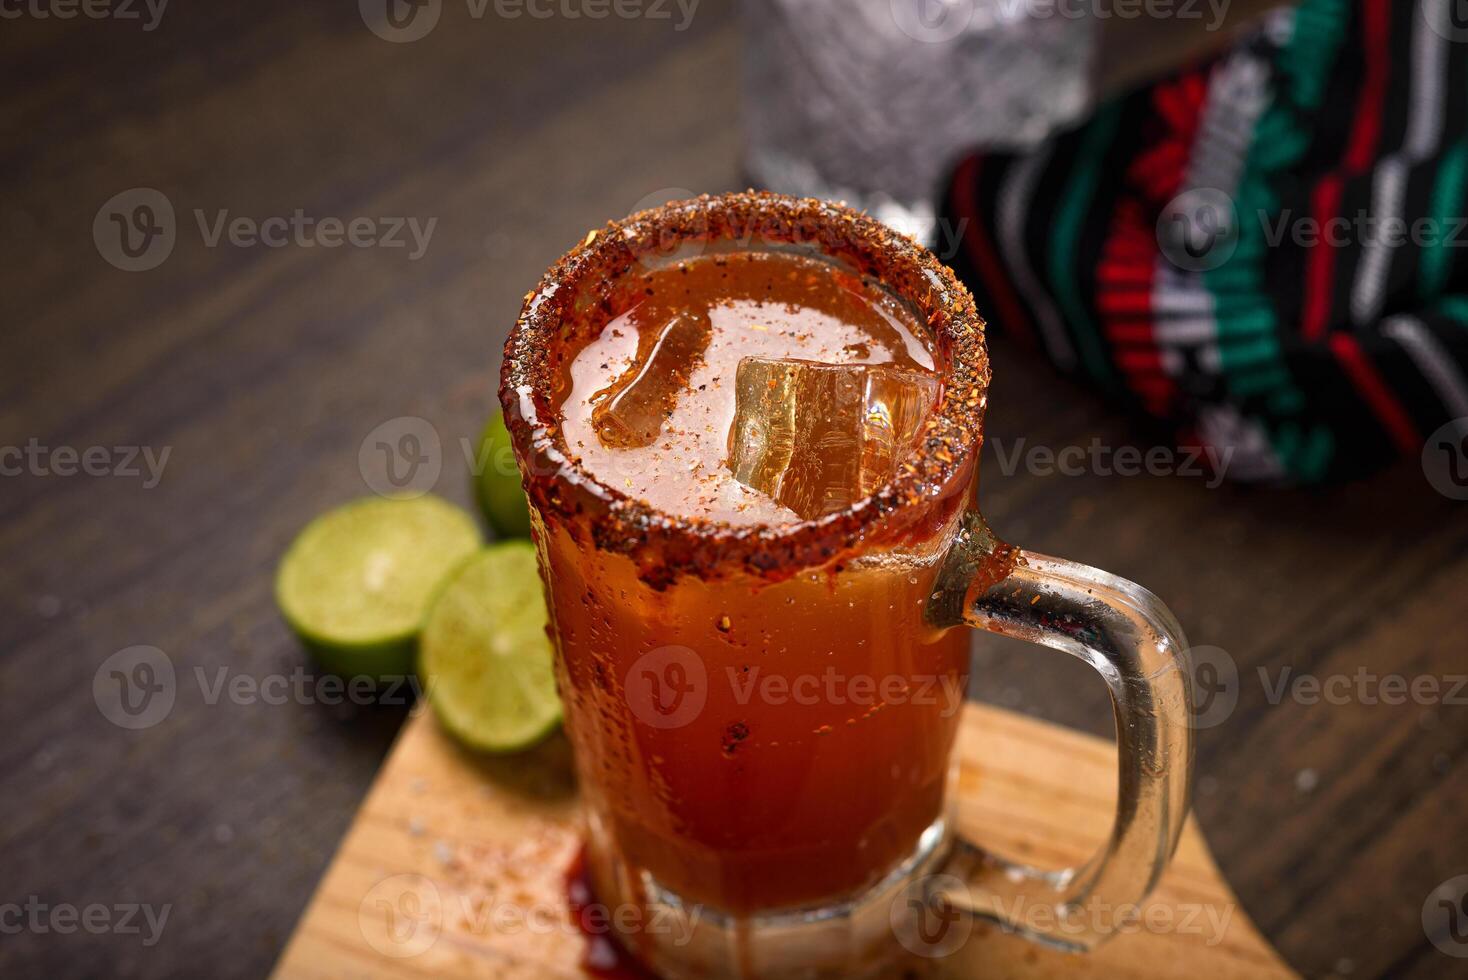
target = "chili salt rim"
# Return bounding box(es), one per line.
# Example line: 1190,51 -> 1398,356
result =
499,191 -> 990,587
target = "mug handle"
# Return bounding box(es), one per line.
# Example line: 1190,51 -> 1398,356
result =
926,511 -> 1194,952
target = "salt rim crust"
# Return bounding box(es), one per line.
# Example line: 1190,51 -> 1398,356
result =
499,191 -> 990,588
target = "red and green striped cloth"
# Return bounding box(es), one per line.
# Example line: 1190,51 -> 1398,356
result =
943,0 -> 1468,482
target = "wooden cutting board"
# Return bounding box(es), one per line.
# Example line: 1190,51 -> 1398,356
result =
273,704 -> 1296,979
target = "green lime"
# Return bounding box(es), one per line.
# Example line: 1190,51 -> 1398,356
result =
473,411 -> 533,539
420,541 -> 561,752
275,495 -> 481,679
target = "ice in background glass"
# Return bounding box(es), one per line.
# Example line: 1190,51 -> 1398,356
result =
740,0 -> 1096,240
501,193 -> 1193,979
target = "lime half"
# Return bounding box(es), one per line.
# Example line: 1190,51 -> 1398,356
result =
420,541 -> 561,752
473,411 -> 533,539
275,495 -> 481,679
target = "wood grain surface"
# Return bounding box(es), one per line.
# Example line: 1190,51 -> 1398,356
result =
3,4 -> 1468,979
272,705 -> 1295,980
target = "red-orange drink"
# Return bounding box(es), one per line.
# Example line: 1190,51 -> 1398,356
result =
541,248 -> 968,914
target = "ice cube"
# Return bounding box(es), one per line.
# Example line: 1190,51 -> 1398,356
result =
591,310 -> 713,448
727,358 -> 940,519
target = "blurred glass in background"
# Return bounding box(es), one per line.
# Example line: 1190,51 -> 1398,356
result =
742,0 -> 1097,239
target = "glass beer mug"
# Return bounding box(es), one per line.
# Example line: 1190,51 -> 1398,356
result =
500,192 -> 1193,978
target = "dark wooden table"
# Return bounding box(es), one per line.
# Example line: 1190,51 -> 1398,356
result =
3,5 -> 1466,978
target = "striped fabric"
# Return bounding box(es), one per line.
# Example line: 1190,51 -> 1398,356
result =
942,0 -> 1468,482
